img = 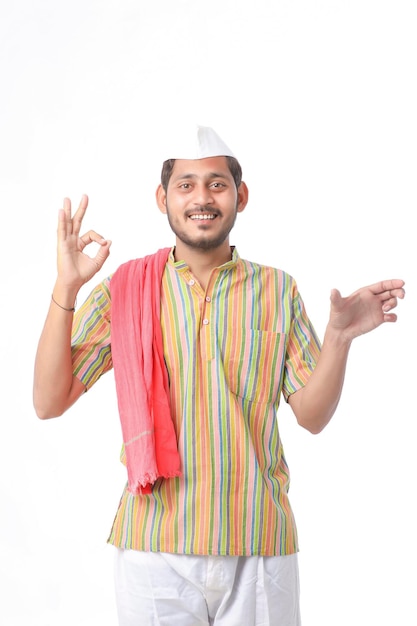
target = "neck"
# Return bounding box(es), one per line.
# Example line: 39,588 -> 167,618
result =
173,241 -> 233,288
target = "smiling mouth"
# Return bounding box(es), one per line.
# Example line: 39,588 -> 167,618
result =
189,213 -> 217,221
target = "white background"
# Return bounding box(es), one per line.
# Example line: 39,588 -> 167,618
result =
0,1 -> 415,624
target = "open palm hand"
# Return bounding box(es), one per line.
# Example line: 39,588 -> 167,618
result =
329,279 -> 405,342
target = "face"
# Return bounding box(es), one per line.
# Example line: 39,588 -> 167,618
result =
156,156 -> 248,252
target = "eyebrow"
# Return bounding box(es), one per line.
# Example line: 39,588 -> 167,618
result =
171,171 -> 230,183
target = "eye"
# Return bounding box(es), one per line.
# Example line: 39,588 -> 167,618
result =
210,182 -> 226,189
179,183 -> 192,189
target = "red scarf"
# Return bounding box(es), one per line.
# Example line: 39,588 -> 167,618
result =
110,248 -> 181,495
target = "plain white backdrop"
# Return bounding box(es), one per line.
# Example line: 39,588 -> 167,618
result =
1,1 -> 415,624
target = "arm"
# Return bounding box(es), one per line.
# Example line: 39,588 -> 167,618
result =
288,279 -> 405,434
33,195 -> 111,419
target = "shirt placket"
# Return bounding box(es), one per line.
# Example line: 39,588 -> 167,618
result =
185,271 -> 215,363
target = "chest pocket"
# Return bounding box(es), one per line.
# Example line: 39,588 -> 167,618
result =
221,328 -> 287,405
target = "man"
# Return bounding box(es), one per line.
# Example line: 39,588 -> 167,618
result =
33,125 -> 405,625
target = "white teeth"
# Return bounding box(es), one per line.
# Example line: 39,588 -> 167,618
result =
190,214 -> 215,220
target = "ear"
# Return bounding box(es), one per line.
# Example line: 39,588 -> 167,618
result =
236,181 -> 249,213
156,184 -> 167,214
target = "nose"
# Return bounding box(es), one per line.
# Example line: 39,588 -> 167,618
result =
192,183 -> 214,206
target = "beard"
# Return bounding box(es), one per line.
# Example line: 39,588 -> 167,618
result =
165,203 -> 238,251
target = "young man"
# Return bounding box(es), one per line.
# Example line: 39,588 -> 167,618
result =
33,126 -> 405,626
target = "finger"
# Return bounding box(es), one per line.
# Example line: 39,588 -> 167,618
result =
93,240 -> 112,270
390,287 -> 406,299
329,288 -> 347,312
57,207 -> 66,241
78,230 -> 108,251
72,194 -> 89,237
368,279 -> 405,295
63,196 -> 71,217
329,288 -> 342,304
375,288 -> 406,310
383,312 -> 398,323
382,296 -> 401,312
57,198 -> 73,241
63,197 -> 73,229
57,197 -> 76,241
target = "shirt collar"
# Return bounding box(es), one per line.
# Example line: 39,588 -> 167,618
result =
168,246 -> 240,272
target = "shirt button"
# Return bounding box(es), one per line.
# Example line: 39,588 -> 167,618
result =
202,318 -> 209,325
189,279 -> 195,286
205,296 -> 211,302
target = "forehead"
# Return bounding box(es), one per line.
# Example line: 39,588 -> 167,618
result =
170,156 -> 231,181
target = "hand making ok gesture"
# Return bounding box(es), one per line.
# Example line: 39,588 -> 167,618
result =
57,194 -> 112,291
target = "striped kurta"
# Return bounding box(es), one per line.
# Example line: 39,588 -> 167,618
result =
71,248 -> 321,556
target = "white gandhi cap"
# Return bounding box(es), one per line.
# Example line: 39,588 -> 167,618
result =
162,125 -> 236,161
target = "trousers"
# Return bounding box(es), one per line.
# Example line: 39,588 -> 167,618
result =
114,548 -> 301,626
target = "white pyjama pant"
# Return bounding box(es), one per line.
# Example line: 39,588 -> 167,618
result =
114,548 -> 301,626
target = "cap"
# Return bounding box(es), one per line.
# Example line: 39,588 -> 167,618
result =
162,125 -> 236,161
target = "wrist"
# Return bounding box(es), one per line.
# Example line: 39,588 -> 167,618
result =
52,281 -> 80,311
323,324 -> 353,350
51,293 -> 77,312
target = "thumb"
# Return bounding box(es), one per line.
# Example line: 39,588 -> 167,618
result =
330,288 -> 342,308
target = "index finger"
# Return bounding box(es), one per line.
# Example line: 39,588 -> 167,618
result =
369,279 -> 405,295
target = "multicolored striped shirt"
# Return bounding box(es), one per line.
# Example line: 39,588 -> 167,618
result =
71,248 -> 321,556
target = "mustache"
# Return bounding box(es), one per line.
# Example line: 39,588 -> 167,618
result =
186,205 -> 220,216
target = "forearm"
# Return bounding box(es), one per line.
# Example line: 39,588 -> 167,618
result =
289,278 -> 406,434
33,282 -> 83,419
34,195 -> 112,418
289,327 -> 352,434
